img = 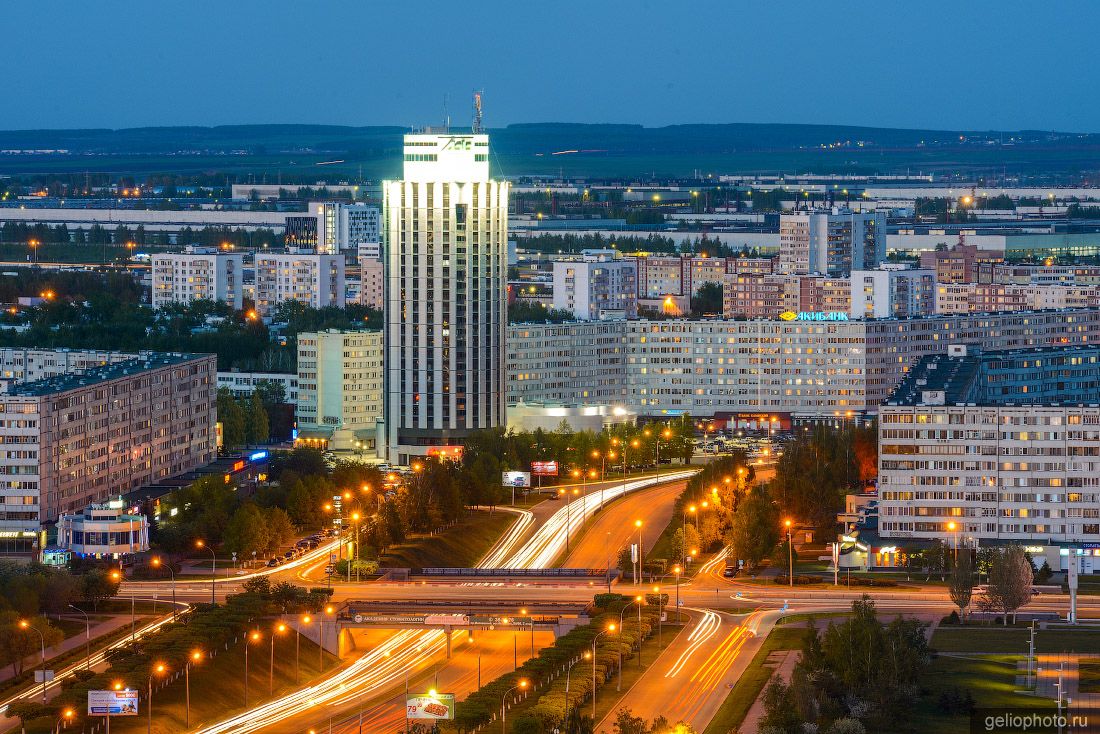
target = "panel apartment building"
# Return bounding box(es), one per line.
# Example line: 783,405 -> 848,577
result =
254,252 -> 345,315
296,330 -> 383,452
151,248 -> 245,309
878,344 -> 1100,570
507,309 -> 1100,419
0,353 -> 217,534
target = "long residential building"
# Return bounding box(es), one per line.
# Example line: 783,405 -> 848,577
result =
0,348 -> 143,392
507,310 -> 1100,419
878,345 -> 1100,566
0,353 -> 217,535
297,329 -> 383,452
254,252 -> 345,315
151,248 -> 245,309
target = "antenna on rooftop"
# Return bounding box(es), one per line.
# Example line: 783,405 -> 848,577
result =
442,93 -> 450,132
473,90 -> 484,133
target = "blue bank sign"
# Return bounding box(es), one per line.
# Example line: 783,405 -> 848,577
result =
779,311 -> 849,322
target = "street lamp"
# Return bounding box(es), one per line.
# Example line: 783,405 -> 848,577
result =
55,708 -> 74,734
147,663 -> 166,734
592,624 -> 615,717
634,519 -> 644,584
947,520 -> 959,562
784,519 -> 794,588
245,630 -> 261,707
653,585 -> 664,646
500,679 -> 528,733
185,650 -> 203,728
19,620 -> 46,702
270,623 -> 287,696
150,557 -> 176,613
564,651 -> 591,721
617,597 -> 642,690
683,505 -> 697,564
67,605 -> 90,671
195,539 -> 216,605
672,565 -> 682,622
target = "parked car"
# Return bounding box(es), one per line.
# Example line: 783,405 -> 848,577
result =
267,558 -> 281,567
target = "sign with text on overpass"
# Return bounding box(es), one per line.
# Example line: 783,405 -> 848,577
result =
779,311 -> 850,322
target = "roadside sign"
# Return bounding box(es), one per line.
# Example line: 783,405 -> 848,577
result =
88,690 -> 138,716
406,693 -> 455,720
34,670 -> 54,683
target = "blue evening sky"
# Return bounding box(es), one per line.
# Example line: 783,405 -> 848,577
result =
3,1 -> 1098,132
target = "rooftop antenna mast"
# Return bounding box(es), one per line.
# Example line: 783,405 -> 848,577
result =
472,90 -> 484,133
442,93 -> 450,132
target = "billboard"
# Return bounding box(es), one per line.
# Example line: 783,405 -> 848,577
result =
531,461 -> 559,477
88,690 -> 139,716
502,471 -> 531,488
406,693 -> 455,720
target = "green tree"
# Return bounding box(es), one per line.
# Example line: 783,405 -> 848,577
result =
689,281 -> 723,316
245,392 -> 270,444
725,485 -> 780,570
223,503 -> 271,558
983,545 -> 1033,624
949,551 -> 975,620
80,569 -> 120,611
217,387 -> 246,447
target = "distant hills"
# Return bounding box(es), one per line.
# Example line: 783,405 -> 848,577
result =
1,123 -> 1098,179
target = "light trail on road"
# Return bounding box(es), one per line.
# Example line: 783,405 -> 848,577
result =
194,471 -> 696,733
0,600 -> 189,717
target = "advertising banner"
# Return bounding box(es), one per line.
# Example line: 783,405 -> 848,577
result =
502,471 -> 531,487
406,693 -> 455,720
88,690 -> 139,716
531,461 -> 559,476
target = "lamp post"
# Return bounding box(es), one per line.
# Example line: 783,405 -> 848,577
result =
244,630 -> 260,707
564,651 -> 591,722
653,585 -> 663,646
500,680 -> 528,733
19,620 -> 46,702
683,504 -> 697,565
592,624 -> 615,717
634,519 -> 644,584
673,565 -> 682,622
558,487 -> 572,555
150,557 -> 176,614
196,540 -> 216,605
270,623 -> 287,696
147,663 -> 166,734
185,650 -> 202,728
67,605 -> 90,671
55,708 -> 74,734
784,519 -> 794,587
297,615 -> 310,685
617,597 -> 641,691
947,520 -> 959,563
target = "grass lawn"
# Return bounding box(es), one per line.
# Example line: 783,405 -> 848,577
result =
910,655 -> 1054,734
775,612 -> 851,626
380,510 -> 518,569
1079,659 -> 1100,693
932,627 -> 1100,654
702,626 -> 805,734
102,632 -> 337,734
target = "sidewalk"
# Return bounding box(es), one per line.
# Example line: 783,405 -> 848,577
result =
0,615 -> 141,684
740,650 -> 798,733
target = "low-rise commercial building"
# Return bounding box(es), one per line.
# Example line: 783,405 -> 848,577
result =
151,248 -> 245,309
0,353 -> 217,533
56,498 -> 150,559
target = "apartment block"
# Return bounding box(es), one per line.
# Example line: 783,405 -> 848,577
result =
508,310 -> 1100,419
878,345 -> 1100,561
254,252 -> 345,315
296,330 -> 383,452
151,248 -> 245,309
778,208 -> 886,276
0,353 -> 217,533
552,257 -> 637,320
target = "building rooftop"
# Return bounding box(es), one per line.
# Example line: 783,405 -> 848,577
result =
884,343 -> 1100,407
5,352 -> 210,397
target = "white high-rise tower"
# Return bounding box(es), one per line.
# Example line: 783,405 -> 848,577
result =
383,132 -> 508,462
